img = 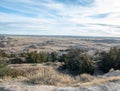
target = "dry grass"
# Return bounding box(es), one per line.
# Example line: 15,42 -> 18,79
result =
75,74 -> 95,83
8,64 -> 95,86
3,64 -> 120,87
74,76 -> 120,87
25,66 -> 74,86
8,64 -> 40,78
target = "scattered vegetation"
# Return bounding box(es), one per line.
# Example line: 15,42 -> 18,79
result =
0,47 -> 120,86
24,51 -> 59,63
24,49 -> 94,75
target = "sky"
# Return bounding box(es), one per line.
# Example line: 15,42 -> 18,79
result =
0,0 -> 120,37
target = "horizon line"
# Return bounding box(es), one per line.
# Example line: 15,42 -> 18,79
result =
0,33 -> 120,38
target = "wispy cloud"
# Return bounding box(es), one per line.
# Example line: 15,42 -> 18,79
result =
88,13 -> 111,18
0,0 -> 120,37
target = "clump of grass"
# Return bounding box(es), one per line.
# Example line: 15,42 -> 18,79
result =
79,74 -> 95,82
25,66 -> 74,86
74,74 -> 95,83
9,66 -> 40,78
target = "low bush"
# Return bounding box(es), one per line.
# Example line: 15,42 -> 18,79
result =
25,51 -> 59,63
25,51 -> 49,63
100,47 -> 120,72
60,49 -> 94,75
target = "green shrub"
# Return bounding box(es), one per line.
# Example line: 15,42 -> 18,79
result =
48,52 -> 59,62
26,51 -> 49,63
25,51 -> 37,63
100,47 -> 120,72
60,49 -> 94,75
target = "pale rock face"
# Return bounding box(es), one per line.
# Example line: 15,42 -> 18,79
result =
104,70 -> 120,77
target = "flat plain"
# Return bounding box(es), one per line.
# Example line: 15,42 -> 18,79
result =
0,36 -> 120,53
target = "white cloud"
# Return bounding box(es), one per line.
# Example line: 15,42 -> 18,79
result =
0,0 -> 120,37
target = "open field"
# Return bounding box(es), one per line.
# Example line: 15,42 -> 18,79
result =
0,36 -> 120,53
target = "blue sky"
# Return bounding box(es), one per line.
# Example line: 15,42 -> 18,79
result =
0,0 -> 120,37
